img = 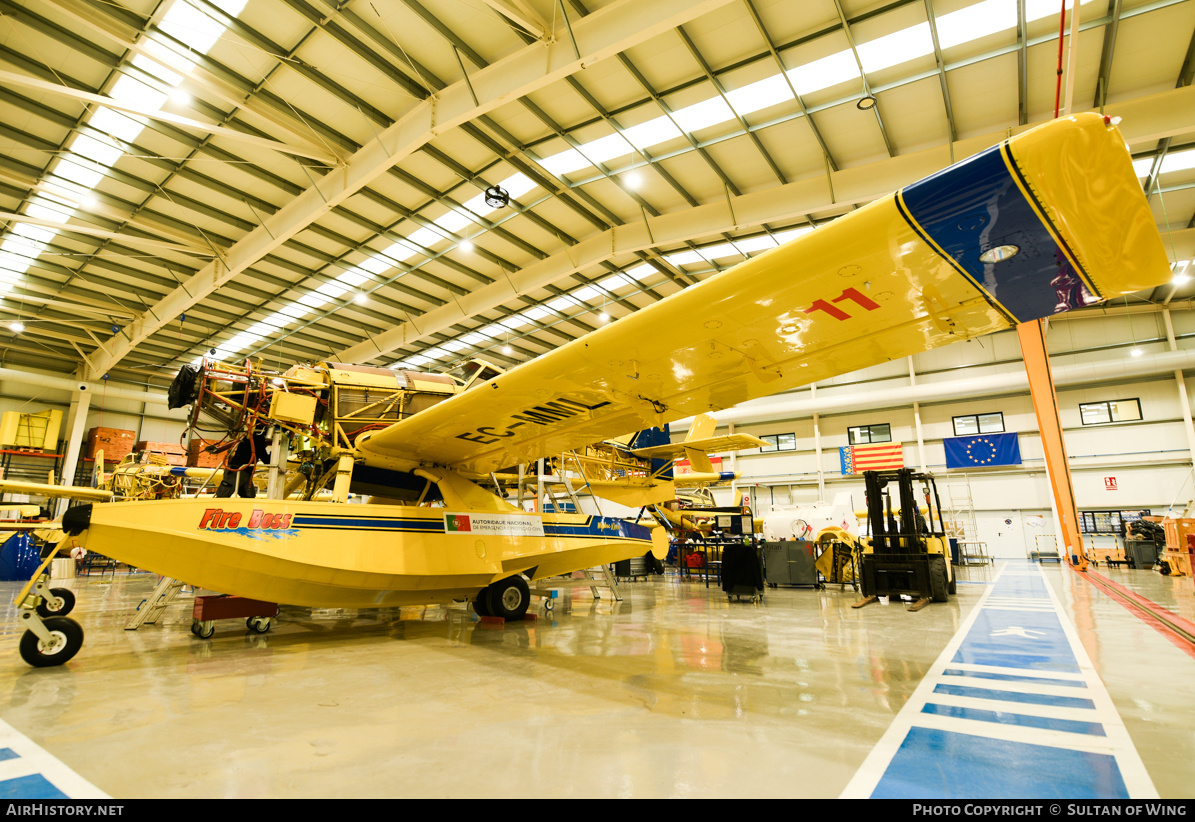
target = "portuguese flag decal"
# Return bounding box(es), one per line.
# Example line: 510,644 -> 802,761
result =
446,514 -> 472,532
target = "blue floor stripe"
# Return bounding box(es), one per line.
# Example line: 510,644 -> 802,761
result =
941,668 -> 1088,688
872,728 -> 1130,799
922,702 -> 1106,736
933,683 -> 1096,709
0,774 -> 69,800
952,607 -> 1080,673
0,748 -> 18,762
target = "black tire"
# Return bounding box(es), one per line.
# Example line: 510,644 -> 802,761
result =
246,617 -> 271,634
928,555 -> 949,603
473,592 -> 491,617
19,617 -> 84,667
948,574 -> 957,595
35,588 -> 75,618
486,575 -> 530,620
196,621 -> 215,639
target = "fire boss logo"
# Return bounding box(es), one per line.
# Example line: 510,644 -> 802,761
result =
199,508 -> 294,531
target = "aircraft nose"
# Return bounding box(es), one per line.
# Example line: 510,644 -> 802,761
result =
63,503 -> 92,535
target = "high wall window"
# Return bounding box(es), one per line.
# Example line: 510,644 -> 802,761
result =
759,433 -> 796,453
848,424 -> 891,444
1079,399 -> 1142,426
953,412 -> 1005,436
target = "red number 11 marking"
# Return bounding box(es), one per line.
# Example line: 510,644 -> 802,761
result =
803,287 -> 881,321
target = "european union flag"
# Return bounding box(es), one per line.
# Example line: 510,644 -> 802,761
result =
944,433 -> 1021,469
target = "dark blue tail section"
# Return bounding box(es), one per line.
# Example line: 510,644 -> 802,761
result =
630,424 -> 673,479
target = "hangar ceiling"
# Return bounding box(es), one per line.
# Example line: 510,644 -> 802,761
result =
0,0 -> 1193,389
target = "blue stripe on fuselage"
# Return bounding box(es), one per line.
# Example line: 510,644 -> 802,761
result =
899,144 -> 1096,323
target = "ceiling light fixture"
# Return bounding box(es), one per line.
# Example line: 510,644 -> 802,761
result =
484,185 -> 510,208
856,95 -> 878,111
624,170 -> 643,190
8,321 -> 23,333
354,292 -> 368,305
168,88 -> 191,105
461,238 -> 474,252
502,344 -> 513,355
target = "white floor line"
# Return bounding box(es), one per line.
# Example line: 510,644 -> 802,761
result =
839,561 -> 1158,799
0,717 -> 108,799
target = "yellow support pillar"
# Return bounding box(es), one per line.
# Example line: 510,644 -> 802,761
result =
1017,319 -> 1086,570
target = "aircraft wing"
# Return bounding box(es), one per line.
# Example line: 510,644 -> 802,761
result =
0,479 -> 113,501
630,433 -> 770,461
356,114 -> 1169,475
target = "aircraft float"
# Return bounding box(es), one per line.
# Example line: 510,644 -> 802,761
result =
14,113 -> 1171,666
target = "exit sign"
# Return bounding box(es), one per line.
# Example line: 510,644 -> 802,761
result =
1104,477 -> 1118,491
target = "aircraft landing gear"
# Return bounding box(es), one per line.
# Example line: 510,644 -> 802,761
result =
474,575 -> 531,620
19,614 -> 84,667
15,553 -> 85,667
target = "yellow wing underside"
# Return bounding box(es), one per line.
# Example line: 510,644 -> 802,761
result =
357,114 -> 1169,475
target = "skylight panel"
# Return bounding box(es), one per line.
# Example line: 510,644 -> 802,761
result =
1160,149 -> 1195,174
130,52 -> 184,87
0,252 -> 30,275
502,174 -> 537,200
627,264 -> 657,281
70,135 -> 123,168
623,117 -> 683,150
701,243 -> 742,260
665,250 -> 705,266
673,96 -> 735,134
406,354 -> 432,367
357,257 -> 390,275
726,75 -> 794,118
316,281 -> 348,299
499,315 -> 530,330
260,313 -> 294,329
246,321 -> 279,336
599,274 -> 633,291
481,324 -> 507,337
109,75 -> 168,112
571,285 -> 601,302
1132,158 -> 1153,178
297,292 -> 328,309
407,226 -> 447,249
25,200 -> 71,224
771,226 -> 815,244
461,333 -> 489,346
577,131 -> 635,166
13,223 -> 56,245
53,161 -> 105,190
158,0 -> 228,53
443,340 -> 468,352
540,149 -> 590,177
1024,0 -> 1097,24
424,347 -> 451,360
87,108 -> 144,143
547,296 -> 576,312
786,51 -> 861,96
857,22 -> 934,74
734,236 -> 778,254
223,332 -> 261,352
278,304 -> 310,320
936,0 -> 1016,49
434,210 -> 472,234
523,306 -> 552,321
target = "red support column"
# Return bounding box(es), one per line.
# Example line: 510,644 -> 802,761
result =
1017,318 -> 1087,570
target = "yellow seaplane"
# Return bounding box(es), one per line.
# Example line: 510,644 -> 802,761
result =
50,114 -> 1168,661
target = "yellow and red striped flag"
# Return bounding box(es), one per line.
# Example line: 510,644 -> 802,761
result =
839,442 -> 904,474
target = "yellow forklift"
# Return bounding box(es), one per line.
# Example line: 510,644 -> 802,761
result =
852,468 -> 955,612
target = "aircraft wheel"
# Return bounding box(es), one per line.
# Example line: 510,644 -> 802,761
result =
246,617 -> 271,634
35,588 -> 76,618
19,617 -> 84,667
948,575 -> 957,595
486,575 -> 530,621
194,620 -> 215,639
929,555 -> 949,603
473,592 -> 492,617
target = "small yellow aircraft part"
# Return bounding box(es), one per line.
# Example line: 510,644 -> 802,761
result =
0,480 -> 113,501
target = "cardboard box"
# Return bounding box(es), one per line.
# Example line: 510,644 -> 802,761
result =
187,438 -> 226,469
86,428 -> 136,462
135,441 -> 186,466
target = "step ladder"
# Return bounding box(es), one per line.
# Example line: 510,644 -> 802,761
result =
125,576 -> 191,630
529,565 -> 622,603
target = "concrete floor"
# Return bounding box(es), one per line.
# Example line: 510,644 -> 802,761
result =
1,560 -> 1193,798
